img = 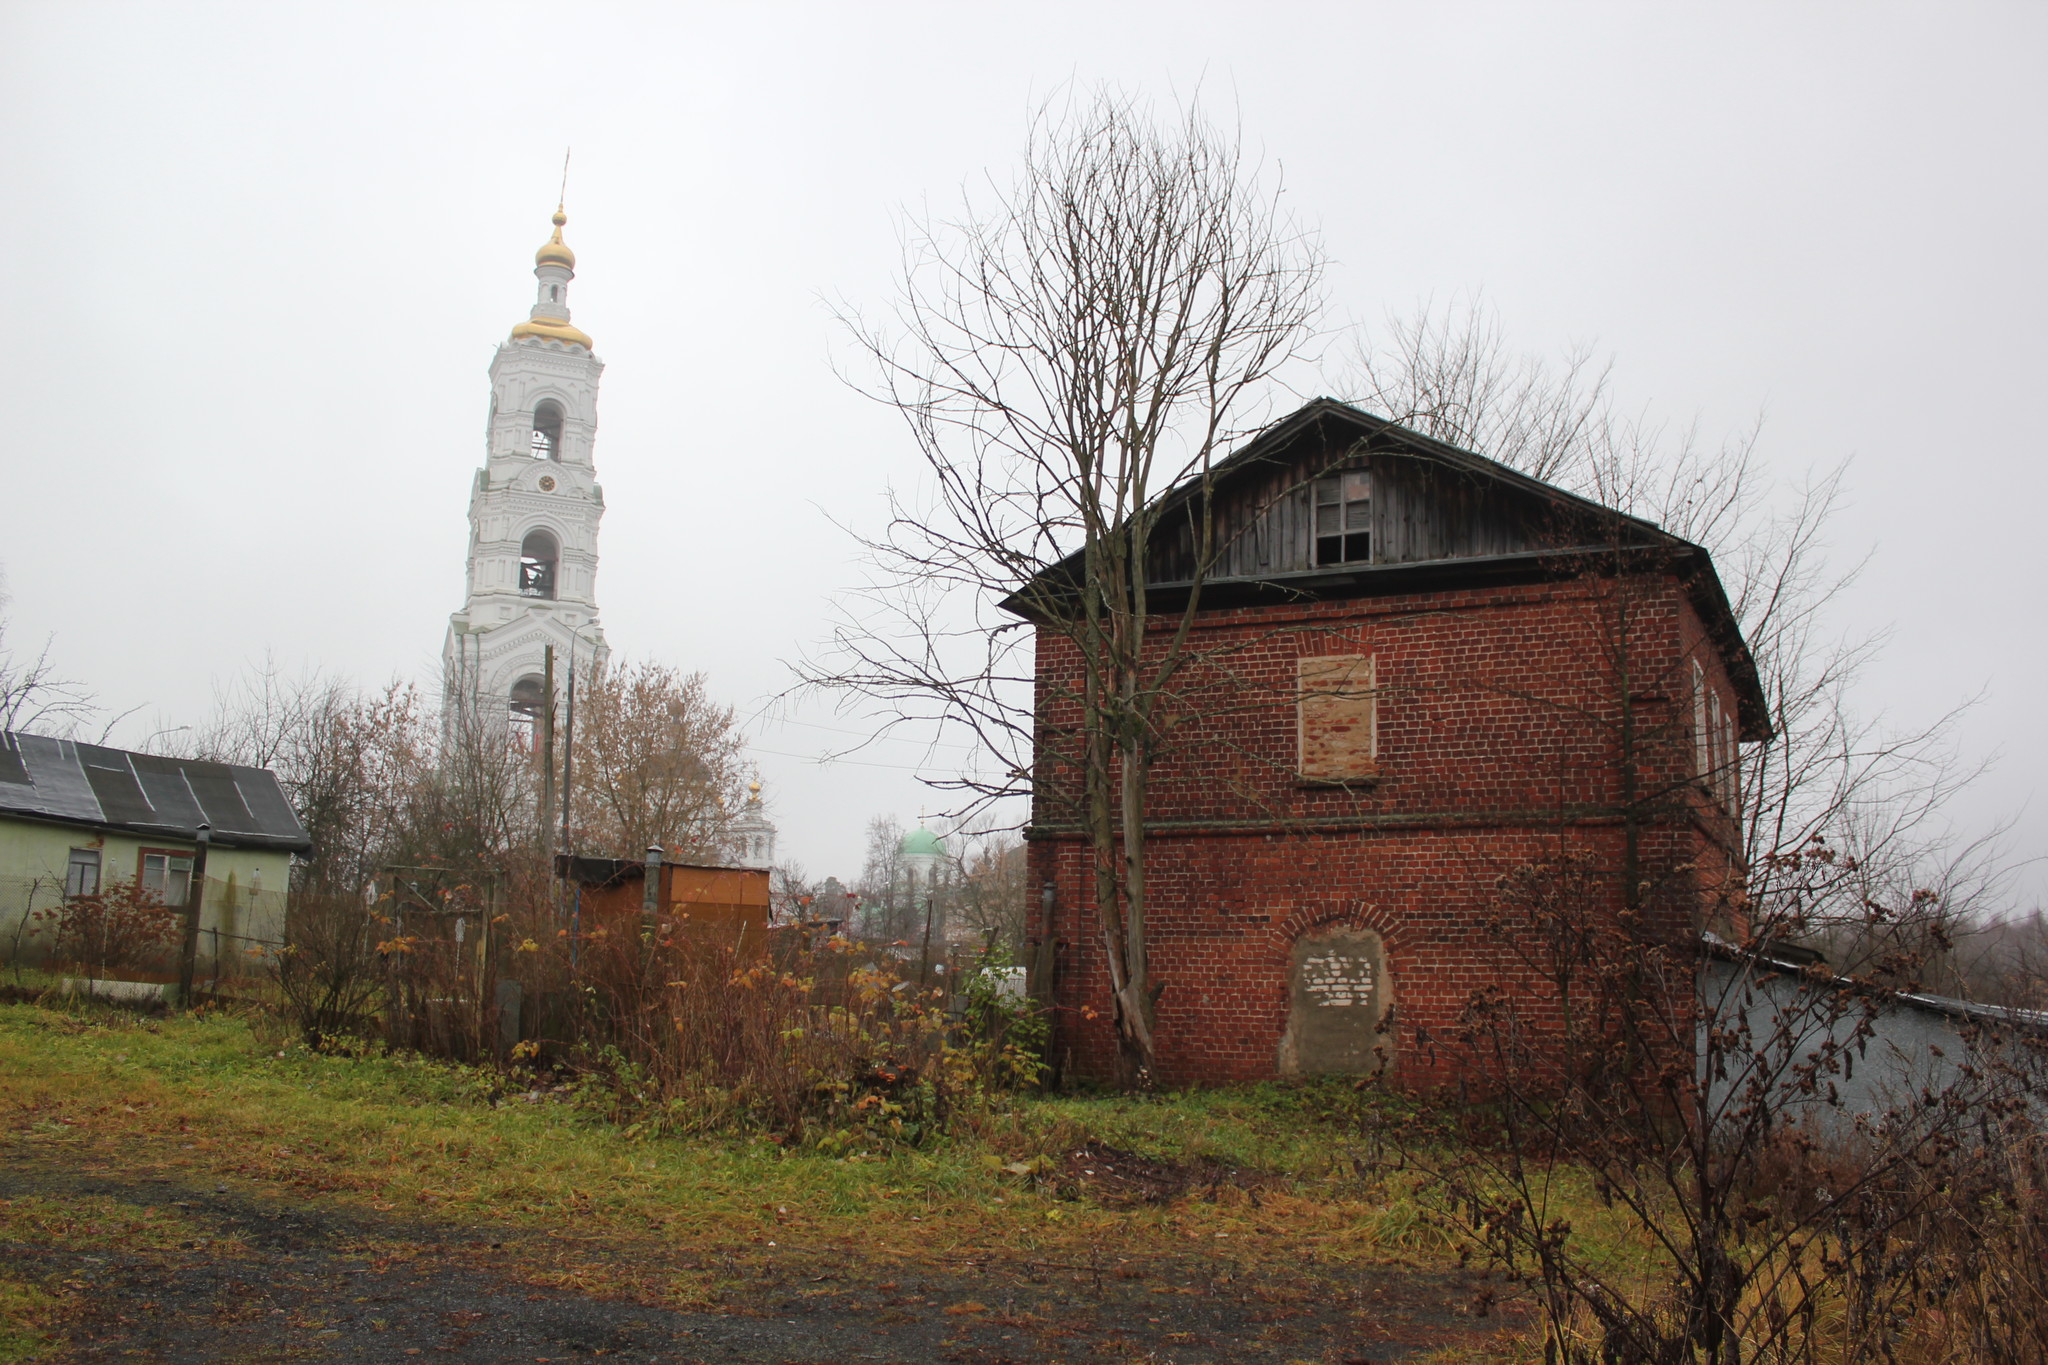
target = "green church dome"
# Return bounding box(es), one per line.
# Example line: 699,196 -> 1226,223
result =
900,825 -> 945,858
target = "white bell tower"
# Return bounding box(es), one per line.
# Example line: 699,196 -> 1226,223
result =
443,205 -> 610,731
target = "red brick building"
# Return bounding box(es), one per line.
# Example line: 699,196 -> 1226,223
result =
1019,400 -> 1768,1086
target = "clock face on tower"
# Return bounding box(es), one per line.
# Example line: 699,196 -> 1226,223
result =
538,475 -> 557,492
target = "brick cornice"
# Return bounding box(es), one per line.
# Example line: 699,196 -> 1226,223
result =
1024,808 -> 1628,840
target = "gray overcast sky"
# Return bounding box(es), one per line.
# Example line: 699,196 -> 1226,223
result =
2,2 -> 2042,905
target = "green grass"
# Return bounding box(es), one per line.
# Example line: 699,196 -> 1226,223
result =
0,1275 -> 59,1365
0,992 -> 1666,1354
0,996 -> 1449,1264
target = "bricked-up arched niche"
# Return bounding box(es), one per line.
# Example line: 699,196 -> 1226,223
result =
1277,926 -> 1394,1077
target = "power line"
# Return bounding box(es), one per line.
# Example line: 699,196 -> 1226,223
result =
739,709 -> 987,754
744,742 -> 1006,777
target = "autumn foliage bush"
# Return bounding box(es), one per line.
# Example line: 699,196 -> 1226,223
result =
336,865 -> 1049,1146
558,919 -> 1045,1147
33,882 -> 181,981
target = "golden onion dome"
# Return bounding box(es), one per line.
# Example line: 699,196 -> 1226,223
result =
535,206 -> 576,270
509,317 -> 594,349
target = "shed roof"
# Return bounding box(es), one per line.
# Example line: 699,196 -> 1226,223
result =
0,730 -> 312,853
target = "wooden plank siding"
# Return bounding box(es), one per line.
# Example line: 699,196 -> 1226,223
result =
1146,427 -> 1593,586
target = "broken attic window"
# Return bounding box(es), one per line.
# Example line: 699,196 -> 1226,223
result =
1314,470 -> 1372,567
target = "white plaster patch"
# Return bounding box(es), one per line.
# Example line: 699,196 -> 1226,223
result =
1300,950 -> 1375,1007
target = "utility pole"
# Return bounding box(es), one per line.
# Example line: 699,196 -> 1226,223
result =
176,823 -> 211,1008
560,644 -> 578,855
641,843 -> 664,935
540,645 -> 557,861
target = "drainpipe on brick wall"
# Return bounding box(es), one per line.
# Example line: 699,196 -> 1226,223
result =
638,843 -> 665,983
1029,881 -> 1058,1004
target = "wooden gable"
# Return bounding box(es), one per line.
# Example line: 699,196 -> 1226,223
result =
1007,399 -> 1769,741
1147,403 -> 1622,585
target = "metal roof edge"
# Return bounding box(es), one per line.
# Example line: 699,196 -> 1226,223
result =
0,805 -> 313,853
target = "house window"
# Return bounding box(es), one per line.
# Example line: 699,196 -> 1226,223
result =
1693,661 -> 1738,812
140,850 -> 195,906
1314,471 -> 1372,567
1298,654 -> 1376,782
65,848 -> 101,899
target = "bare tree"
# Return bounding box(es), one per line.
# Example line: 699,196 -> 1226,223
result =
809,88 -> 1324,1078
0,585 -> 115,737
563,659 -> 748,862
1344,299 -> 2010,954
953,831 -> 1028,956
854,814 -> 911,941
1337,298 -> 2045,1361
769,860 -> 820,923
182,655 -> 339,772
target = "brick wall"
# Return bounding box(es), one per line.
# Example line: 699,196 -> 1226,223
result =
1026,570 -> 1747,1086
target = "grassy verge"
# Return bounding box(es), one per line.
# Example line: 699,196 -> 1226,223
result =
0,996 -> 1459,1266
0,993 -> 1662,1358
0,1276 -> 59,1365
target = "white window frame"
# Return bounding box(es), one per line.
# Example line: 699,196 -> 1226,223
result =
140,850 -> 195,907
65,848 -> 101,899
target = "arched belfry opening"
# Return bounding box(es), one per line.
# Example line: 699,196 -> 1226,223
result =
508,673 -> 546,741
519,528 -> 559,599
530,400 -> 564,460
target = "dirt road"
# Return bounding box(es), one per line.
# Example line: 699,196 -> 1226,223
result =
2,1141 -> 1521,1363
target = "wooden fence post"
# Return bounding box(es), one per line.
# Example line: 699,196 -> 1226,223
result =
175,824 -> 211,1009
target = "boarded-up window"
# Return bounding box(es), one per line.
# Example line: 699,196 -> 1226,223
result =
1298,654 -> 1376,781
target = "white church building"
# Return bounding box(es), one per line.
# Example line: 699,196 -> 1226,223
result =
441,204 -> 777,871
443,205 -> 611,733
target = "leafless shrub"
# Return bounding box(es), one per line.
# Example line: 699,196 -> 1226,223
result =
561,918 -> 1003,1144
272,890 -> 383,1046
1407,845 -> 2043,1364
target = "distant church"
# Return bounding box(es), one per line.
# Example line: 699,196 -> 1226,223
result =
443,205 -> 611,734
442,204 -> 777,871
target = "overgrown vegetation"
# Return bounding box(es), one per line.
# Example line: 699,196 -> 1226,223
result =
0,993 -> 1490,1273
1388,851 -> 2048,1365
28,881 -> 180,983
